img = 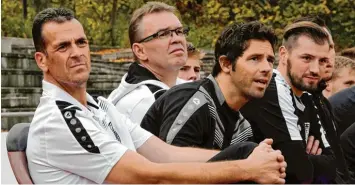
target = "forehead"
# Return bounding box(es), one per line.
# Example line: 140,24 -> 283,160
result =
242,39 -> 274,56
42,19 -> 86,45
291,35 -> 329,57
140,11 -> 182,35
186,57 -> 201,67
337,67 -> 355,76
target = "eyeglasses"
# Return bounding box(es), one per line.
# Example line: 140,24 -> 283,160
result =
138,27 -> 189,43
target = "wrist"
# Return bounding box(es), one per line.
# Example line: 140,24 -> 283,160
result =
233,159 -> 254,182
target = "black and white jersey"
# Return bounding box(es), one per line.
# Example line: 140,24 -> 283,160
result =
240,70 -> 336,183
141,75 -> 253,150
27,80 -> 152,184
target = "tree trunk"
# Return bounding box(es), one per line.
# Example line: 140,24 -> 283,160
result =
110,0 -> 118,46
22,0 -> 27,19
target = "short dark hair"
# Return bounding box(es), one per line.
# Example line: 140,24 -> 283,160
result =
282,21 -> 330,52
212,21 -> 277,76
32,8 -> 75,53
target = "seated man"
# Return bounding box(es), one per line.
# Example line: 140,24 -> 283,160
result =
178,42 -> 204,81
241,21 -> 348,183
323,56 -> 355,98
108,2 -> 189,124
26,7 -> 287,184
141,21 -> 276,149
334,87 -> 355,178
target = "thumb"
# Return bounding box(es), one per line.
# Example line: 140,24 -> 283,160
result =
260,138 -> 273,145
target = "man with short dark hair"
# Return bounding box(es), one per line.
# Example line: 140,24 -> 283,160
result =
241,21 -> 348,183
108,2 -> 188,124
141,21 -> 276,150
26,7 -> 287,184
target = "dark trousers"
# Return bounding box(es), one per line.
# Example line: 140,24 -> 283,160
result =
208,141 -> 257,162
208,142 -> 258,184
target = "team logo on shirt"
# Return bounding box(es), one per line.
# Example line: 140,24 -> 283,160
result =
64,111 -> 73,119
193,98 -> 200,105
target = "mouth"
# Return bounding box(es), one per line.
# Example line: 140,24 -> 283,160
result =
254,79 -> 268,85
70,63 -> 86,68
304,76 -> 319,81
170,48 -> 184,54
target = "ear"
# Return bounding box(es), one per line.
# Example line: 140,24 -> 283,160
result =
132,43 -> 148,61
278,46 -> 288,66
34,52 -> 48,72
218,55 -> 232,74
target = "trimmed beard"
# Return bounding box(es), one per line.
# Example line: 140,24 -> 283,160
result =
287,59 -> 318,93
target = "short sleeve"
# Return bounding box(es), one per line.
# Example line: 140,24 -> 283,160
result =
45,106 -> 127,184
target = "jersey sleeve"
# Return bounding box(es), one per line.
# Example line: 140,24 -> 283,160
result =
142,87 -> 215,148
44,101 -> 127,183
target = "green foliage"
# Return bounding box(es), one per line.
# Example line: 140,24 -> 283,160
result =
1,0 -> 354,50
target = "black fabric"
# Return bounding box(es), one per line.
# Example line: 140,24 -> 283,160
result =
126,62 -> 160,84
141,77 -> 253,150
329,86 -> 355,135
208,142 -> 257,161
208,142 -> 257,184
341,123 -> 355,182
310,81 -> 351,183
6,123 -> 30,152
125,62 -> 167,96
240,74 -> 337,184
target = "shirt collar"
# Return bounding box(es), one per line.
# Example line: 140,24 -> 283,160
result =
207,75 -> 225,106
42,80 -> 98,110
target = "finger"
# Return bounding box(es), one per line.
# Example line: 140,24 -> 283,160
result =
316,148 -> 322,155
306,136 -> 314,154
277,154 -> 284,162
310,140 -> 320,155
276,178 -> 286,184
280,172 -> 287,179
279,167 -> 286,173
260,138 -> 273,145
281,161 -> 287,169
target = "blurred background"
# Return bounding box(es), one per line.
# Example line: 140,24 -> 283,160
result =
2,0 -> 355,50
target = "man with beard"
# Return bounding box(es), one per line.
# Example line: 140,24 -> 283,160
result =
241,21 -> 348,183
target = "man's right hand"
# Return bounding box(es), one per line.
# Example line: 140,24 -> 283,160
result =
244,139 -> 287,184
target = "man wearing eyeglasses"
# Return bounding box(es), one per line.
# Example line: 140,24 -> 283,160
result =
108,1 -> 189,124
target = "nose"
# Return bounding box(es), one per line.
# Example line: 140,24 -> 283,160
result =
309,60 -> 320,75
260,58 -> 273,74
170,30 -> 185,44
70,44 -> 82,58
187,69 -> 197,81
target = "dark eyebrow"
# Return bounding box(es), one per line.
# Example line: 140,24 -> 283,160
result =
54,40 -> 70,48
76,37 -> 88,43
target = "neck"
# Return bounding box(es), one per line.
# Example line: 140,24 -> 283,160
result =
44,75 -> 88,106
215,74 -> 248,111
141,63 -> 178,87
277,65 -> 303,97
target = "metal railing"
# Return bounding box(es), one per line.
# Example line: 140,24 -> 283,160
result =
1,112 -> 35,117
